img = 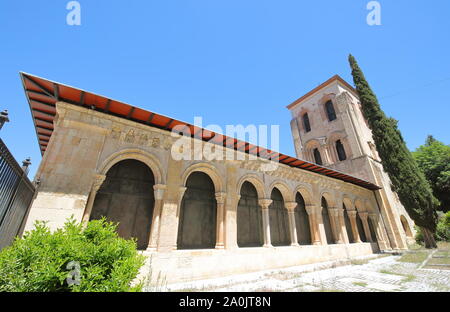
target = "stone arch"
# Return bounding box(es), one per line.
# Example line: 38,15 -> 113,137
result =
320,195 -> 335,244
237,181 -> 264,247
342,196 -> 355,243
318,93 -> 338,122
304,139 -> 322,164
354,199 -> 366,212
294,191 -> 312,245
237,174 -> 266,199
400,215 -> 413,238
269,187 -> 290,246
98,148 -> 164,185
268,181 -> 294,203
293,185 -> 314,206
177,171 -> 217,249
328,131 -> 352,163
90,159 -> 156,250
342,196 -> 355,211
181,162 -> 224,193
320,191 -> 336,208
354,199 -> 367,242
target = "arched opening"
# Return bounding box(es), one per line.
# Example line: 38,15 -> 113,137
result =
400,215 -> 413,238
321,197 -> 334,244
269,188 -> 290,246
368,218 -> 378,242
295,193 -> 311,245
356,213 -> 367,242
302,113 -> 311,133
90,159 -> 155,250
237,182 -> 263,247
343,204 -> 354,243
177,171 -> 217,249
325,100 -> 337,121
336,140 -> 347,161
313,148 -> 323,166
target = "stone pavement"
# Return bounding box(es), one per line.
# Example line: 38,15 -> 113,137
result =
165,253 -> 450,292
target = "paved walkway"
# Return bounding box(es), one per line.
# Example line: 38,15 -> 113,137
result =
165,252 -> 450,292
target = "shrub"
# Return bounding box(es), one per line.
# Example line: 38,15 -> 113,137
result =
415,212 -> 450,244
436,211 -> 450,242
0,217 -> 146,292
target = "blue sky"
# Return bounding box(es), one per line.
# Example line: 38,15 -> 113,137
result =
0,0 -> 449,179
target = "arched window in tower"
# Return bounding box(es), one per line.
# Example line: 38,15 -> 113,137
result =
313,148 -> 323,165
325,100 -> 337,121
336,140 -> 347,161
302,113 -> 311,132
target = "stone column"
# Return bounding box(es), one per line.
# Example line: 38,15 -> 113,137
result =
285,202 -> 299,246
328,207 -> 344,244
147,184 -> 167,250
82,174 -> 106,224
305,204 -> 322,245
337,208 -> 350,244
347,210 -> 362,243
215,192 -> 227,249
259,199 -> 273,247
359,212 -> 373,242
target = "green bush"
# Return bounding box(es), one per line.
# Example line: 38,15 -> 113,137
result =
0,217 -> 146,292
436,211 -> 450,242
415,212 -> 450,244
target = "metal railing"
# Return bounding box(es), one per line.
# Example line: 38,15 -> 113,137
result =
0,110 -> 36,249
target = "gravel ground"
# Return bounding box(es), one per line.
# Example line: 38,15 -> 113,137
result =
165,252 -> 450,292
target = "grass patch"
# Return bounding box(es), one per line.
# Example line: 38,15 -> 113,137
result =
379,270 -> 416,283
427,257 -> 450,265
353,282 -> 368,287
398,251 -> 429,263
350,259 -> 370,265
266,271 -> 302,280
437,241 -> 450,250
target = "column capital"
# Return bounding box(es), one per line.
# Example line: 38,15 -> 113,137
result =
347,210 -> 358,217
285,202 -> 297,211
258,199 -> 273,209
328,207 -> 340,217
359,211 -> 369,220
92,174 -> 106,192
305,204 -> 318,216
215,192 -> 227,204
153,184 -> 167,200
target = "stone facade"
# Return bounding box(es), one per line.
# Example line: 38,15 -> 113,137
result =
288,76 -> 416,249
21,89 -> 409,283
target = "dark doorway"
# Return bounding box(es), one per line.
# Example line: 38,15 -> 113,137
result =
295,193 -> 311,245
356,213 -> 367,242
177,172 -> 217,249
321,197 -> 334,244
343,205 -> 354,243
90,159 -> 155,250
237,182 -> 263,247
368,218 -> 378,242
269,188 -> 290,246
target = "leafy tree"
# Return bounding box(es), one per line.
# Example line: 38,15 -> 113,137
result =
413,135 -> 450,212
348,54 -> 438,248
0,217 -> 146,292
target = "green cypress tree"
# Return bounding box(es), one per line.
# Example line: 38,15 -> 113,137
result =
348,54 -> 438,248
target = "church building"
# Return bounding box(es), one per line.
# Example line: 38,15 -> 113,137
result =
20,72 -> 415,283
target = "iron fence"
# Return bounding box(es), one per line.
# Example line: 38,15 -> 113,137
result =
0,138 -> 35,249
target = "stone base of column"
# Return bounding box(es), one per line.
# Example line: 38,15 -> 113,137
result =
215,244 -> 225,249
291,243 -> 300,247
263,243 -> 273,248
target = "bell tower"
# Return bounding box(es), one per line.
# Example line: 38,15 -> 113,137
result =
287,75 -> 415,250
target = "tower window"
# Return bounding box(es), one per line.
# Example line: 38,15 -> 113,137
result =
302,113 -> 311,132
336,140 -> 347,161
325,100 -> 337,121
313,148 -> 323,165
